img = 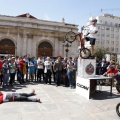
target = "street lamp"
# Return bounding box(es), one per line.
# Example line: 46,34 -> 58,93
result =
63,41 -> 71,58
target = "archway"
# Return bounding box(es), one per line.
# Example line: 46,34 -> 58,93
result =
38,42 -> 53,57
0,39 -> 15,55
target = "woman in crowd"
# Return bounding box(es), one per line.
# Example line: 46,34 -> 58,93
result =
9,57 -> 17,86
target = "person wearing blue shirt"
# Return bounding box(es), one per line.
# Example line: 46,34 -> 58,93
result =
28,57 -> 35,82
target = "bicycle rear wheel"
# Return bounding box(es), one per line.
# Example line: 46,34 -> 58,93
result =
116,103 -> 120,117
65,31 -> 76,43
79,48 -> 91,59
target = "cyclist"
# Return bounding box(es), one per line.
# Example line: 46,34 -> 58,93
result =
82,19 -> 98,59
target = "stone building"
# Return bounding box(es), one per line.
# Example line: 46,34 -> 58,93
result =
0,13 -> 79,58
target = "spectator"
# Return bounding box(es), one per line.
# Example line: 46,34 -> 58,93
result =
28,57 -> 35,82
67,57 -> 75,89
2,59 -> 9,87
18,57 -> 25,84
53,56 -> 63,87
62,57 -> 68,87
9,58 -> 16,86
37,56 -> 45,82
44,57 -> 52,84
95,57 -> 101,75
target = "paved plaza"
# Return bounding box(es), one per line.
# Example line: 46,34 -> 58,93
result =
0,82 -> 120,120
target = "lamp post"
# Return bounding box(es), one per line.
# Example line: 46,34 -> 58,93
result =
63,41 -> 71,58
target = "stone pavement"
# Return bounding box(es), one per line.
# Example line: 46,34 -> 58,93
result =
0,82 -> 120,120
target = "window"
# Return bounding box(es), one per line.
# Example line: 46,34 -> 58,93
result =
115,48 -> 118,52
111,41 -> 114,44
115,35 -> 119,39
106,27 -> 109,30
116,28 -> 119,32
106,47 -> 109,51
101,26 -> 105,30
106,34 -> 109,37
105,21 -> 107,24
0,39 -> 15,46
115,23 -> 118,27
111,47 -> 114,51
101,40 -> 104,44
106,40 -> 109,44
111,28 -> 114,31
111,34 -> 114,38
115,41 -> 119,46
101,34 -> 105,37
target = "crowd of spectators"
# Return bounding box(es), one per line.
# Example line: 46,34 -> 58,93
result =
0,54 -> 120,90
0,55 -> 77,89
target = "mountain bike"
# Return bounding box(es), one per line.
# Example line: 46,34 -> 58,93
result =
116,103 -> 120,117
114,74 -> 120,117
65,31 -> 91,59
113,74 -> 120,93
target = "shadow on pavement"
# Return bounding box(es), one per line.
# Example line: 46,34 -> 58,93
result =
90,91 -> 120,100
0,81 -> 43,92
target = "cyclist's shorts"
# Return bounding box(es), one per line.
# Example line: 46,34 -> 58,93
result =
85,37 -> 96,45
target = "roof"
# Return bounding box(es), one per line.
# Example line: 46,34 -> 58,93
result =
16,13 -> 37,19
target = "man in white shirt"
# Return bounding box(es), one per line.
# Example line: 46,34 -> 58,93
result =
37,56 -> 45,82
44,57 -> 52,84
82,19 -> 98,58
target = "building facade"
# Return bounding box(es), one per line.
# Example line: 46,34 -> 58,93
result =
0,13 -> 79,58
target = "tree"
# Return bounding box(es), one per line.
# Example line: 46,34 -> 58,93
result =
94,47 -> 108,60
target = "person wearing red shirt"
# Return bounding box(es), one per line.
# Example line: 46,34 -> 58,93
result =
103,65 -> 119,76
103,65 -> 119,88
0,90 -> 41,104
18,57 -> 25,83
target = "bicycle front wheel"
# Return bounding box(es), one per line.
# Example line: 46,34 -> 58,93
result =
116,103 -> 120,117
79,48 -> 91,59
116,83 -> 120,93
65,31 -> 76,43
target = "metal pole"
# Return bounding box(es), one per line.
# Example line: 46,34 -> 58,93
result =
66,51 -> 68,58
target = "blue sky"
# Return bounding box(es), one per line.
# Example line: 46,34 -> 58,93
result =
0,0 -> 120,31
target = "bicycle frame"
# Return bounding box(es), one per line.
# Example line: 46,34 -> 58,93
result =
65,31 -> 91,59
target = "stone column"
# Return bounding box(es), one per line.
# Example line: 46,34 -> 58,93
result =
22,31 -> 27,55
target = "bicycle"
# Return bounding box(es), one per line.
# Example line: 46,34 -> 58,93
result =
114,74 -> 120,117
65,31 -> 91,59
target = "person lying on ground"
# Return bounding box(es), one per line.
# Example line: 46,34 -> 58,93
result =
0,89 -> 42,104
